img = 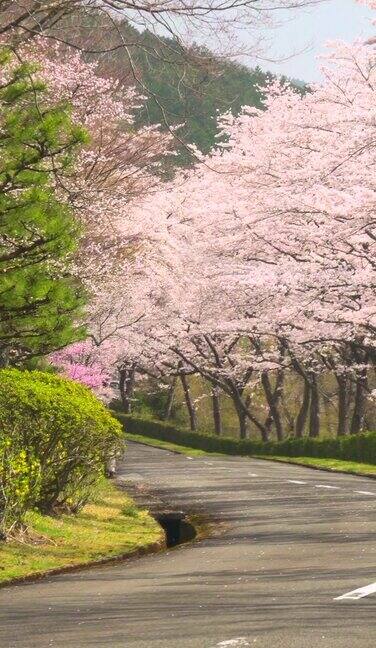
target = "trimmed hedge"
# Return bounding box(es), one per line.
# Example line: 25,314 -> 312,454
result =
115,413 -> 376,464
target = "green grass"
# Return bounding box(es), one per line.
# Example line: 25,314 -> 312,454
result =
125,431 -> 376,477
0,478 -> 163,586
124,431 -> 214,456
260,455 -> 376,477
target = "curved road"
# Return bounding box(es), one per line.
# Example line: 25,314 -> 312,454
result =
1,442 -> 376,648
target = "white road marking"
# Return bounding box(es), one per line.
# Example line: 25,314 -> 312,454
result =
287,480 -> 307,485
354,490 -> 375,496
334,582 -> 376,601
315,484 -> 341,490
248,473 -> 258,477
215,639 -> 250,647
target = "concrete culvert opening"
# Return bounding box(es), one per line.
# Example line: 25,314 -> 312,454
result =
156,512 -> 196,548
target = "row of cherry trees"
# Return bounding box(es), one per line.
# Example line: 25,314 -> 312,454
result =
52,2 -> 376,441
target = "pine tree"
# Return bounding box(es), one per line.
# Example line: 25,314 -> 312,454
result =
0,49 -> 88,365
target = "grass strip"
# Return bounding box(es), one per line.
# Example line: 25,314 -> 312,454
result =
0,477 -> 163,586
125,432 -> 376,478
124,431 -> 215,456
257,455 -> 376,477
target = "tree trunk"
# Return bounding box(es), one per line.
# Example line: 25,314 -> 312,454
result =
119,368 -> 129,413
351,368 -> 368,435
180,373 -> 197,432
295,379 -> 310,438
211,387 -> 222,436
119,365 -> 136,414
235,403 -> 248,440
261,371 -> 284,441
163,376 -> 177,420
336,374 -> 350,437
229,384 -> 267,441
308,373 -> 320,438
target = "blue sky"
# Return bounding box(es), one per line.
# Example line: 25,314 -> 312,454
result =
254,0 -> 375,81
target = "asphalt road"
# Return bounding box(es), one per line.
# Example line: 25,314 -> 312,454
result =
1,442 -> 375,648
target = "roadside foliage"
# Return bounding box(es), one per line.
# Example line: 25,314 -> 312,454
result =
0,370 -> 123,535
0,0 -> 376,541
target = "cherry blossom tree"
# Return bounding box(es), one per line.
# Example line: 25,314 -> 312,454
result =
108,28 -> 376,440
13,40 -> 175,396
21,40 -> 174,293
39,2 -> 376,442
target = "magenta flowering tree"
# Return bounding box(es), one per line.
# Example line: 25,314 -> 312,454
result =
51,342 -> 109,391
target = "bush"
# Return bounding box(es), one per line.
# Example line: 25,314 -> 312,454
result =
0,438 -> 41,535
115,413 -> 376,465
0,370 -> 124,533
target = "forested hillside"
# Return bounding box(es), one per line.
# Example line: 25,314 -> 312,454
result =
110,27 -> 303,165
51,13 -> 298,166
132,35 -> 275,165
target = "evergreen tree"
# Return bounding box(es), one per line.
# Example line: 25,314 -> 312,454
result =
0,49 -> 87,365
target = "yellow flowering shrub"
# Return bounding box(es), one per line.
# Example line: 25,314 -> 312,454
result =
0,370 -> 124,535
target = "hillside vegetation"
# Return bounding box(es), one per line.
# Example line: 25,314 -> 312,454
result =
53,13 -> 301,166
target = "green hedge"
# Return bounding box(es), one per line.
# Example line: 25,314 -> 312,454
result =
115,413 -> 376,464
0,370 -> 124,533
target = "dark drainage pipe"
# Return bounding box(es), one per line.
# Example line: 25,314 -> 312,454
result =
156,512 -> 196,548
